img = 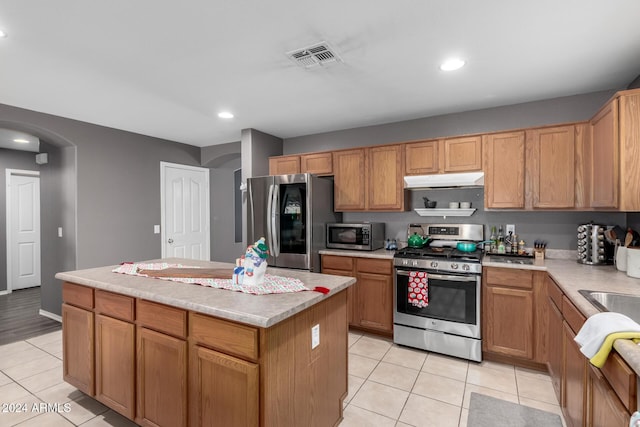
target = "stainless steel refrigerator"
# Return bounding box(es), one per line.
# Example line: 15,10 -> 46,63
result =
246,173 -> 341,272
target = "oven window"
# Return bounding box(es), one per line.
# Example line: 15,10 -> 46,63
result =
396,271 -> 477,324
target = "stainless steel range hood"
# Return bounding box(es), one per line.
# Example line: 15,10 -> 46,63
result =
404,172 -> 484,189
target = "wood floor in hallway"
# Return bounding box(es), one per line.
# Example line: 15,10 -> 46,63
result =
0,287 -> 61,345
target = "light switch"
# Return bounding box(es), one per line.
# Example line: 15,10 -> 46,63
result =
154,225 -> 160,234
57,227 -> 63,237
311,324 -> 320,349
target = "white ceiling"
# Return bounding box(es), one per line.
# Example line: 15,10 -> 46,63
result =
1,1 -> 640,148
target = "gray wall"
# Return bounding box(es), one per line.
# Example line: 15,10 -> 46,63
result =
281,90 -> 626,250
210,157 -> 244,262
284,91 -> 615,153
39,142 -> 77,314
346,188 -> 627,250
241,128 -> 283,180
240,129 -> 284,245
0,148 -> 39,292
0,102 -> 201,315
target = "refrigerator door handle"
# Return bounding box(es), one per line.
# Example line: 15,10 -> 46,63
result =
266,183 -> 274,253
271,184 -> 280,257
248,180 -> 255,239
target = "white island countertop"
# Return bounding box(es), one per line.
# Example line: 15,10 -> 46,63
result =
55,257 -> 355,328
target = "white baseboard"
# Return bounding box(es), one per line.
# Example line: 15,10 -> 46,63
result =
0,289 -> 10,296
39,309 -> 62,323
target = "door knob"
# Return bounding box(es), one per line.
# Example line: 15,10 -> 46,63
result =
168,238 -> 174,244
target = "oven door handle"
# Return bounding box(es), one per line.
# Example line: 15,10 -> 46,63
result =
396,270 -> 477,282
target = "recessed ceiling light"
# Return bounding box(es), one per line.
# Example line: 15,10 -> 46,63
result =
13,138 -> 29,144
0,30 -> 7,38
440,58 -> 465,71
218,112 -> 234,119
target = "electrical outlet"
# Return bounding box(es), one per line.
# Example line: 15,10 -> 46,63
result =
311,324 -> 320,349
154,225 -> 160,234
506,224 -> 516,236
57,227 -> 63,238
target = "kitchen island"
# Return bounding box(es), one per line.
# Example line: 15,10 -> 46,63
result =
56,258 -> 355,427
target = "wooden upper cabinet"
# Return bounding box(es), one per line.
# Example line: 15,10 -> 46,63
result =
333,149 -> 367,210
443,136 -> 482,172
269,155 -> 300,175
526,125 -> 576,209
483,131 -> 526,208
404,136 -> 481,175
368,145 -> 405,210
574,123 -> 592,209
619,92 -> 640,211
590,98 -> 619,208
300,152 -> 333,175
405,139 -> 440,174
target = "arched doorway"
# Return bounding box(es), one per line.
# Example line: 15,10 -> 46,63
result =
0,120 -> 78,327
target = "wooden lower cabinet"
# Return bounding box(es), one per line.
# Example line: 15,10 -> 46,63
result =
587,364 -> 630,427
564,321 -> 587,427
62,303 -> 94,395
482,267 -> 550,364
190,345 -> 259,427
484,285 -> 533,359
62,282 -> 349,427
321,255 -> 393,335
356,271 -> 393,332
547,293 -> 563,401
136,327 -> 188,427
95,314 -> 135,419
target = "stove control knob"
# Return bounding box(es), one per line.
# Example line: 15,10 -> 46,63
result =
451,263 -> 459,270
462,264 -> 470,271
412,260 -> 419,267
402,259 -> 409,265
430,261 -> 438,268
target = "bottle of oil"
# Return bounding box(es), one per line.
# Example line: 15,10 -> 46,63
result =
489,226 -> 497,253
497,225 -> 506,254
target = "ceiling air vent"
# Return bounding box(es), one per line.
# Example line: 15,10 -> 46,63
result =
286,41 -> 342,69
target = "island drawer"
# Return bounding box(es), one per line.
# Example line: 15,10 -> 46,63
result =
190,313 -> 259,361
63,282 -> 94,310
137,299 -> 187,339
95,290 -> 134,322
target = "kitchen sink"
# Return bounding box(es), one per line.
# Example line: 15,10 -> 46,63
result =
578,290 -> 640,324
488,255 -> 534,265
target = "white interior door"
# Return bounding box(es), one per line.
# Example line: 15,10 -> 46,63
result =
161,162 -> 210,260
6,170 -> 41,291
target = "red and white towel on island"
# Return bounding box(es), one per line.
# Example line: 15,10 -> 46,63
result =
113,262 -> 309,295
408,271 -> 428,308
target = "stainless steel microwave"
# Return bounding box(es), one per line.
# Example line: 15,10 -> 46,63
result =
326,223 -> 385,251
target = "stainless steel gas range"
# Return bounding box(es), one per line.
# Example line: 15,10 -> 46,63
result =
393,223 -> 484,362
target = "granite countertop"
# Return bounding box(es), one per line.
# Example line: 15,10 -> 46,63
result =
484,255 -> 640,377
55,257 -> 355,328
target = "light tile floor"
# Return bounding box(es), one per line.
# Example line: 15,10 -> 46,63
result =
0,330 -> 138,427
341,331 -> 567,427
0,329 -> 566,427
